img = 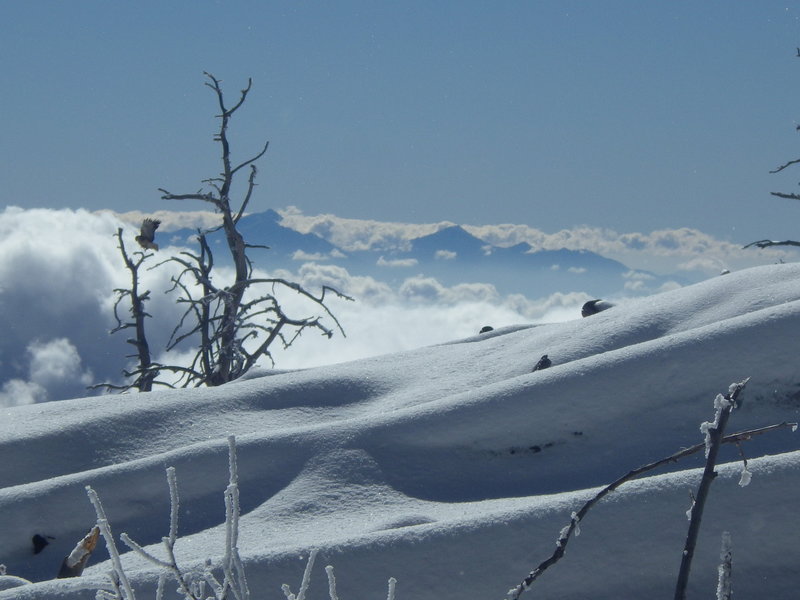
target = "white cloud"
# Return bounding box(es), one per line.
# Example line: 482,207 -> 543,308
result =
0,338 -> 93,407
249,262 -> 595,370
292,263 -> 393,303
676,256 -> 730,273
377,256 -> 418,268
435,250 -> 457,260
0,208 -> 613,385
0,207 -> 201,402
623,270 -> 655,281
568,266 -> 587,274
4,207 -> 587,403
399,276 -> 499,304
275,207 -> 800,277
0,208 -> 124,392
27,338 -> 93,389
656,280 -> 683,293
465,224 -> 799,276
278,206 -> 453,252
0,379 -> 46,407
292,250 -> 328,261
268,279 -> 592,370
624,279 -> 647,292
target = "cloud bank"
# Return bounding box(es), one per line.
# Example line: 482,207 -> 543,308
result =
0,338 -> 93,406
8,205 -> 790,404
277,206 -> 798,276
104,205 -> 797,278
1,208 -> 590,405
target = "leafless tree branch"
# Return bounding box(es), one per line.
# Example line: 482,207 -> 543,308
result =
673,379 -> 748,599
507,383 -> 795,600
770,191 -> 800,200
742,238 -> 800,249
769,158 -> 800,174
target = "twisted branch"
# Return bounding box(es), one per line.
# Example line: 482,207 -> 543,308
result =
506,408 -> 796,599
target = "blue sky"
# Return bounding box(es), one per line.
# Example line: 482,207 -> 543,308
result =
4,1 -> 800,244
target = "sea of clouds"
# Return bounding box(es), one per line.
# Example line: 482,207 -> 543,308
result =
0,208 -> 587,407
275,206 -> 790,277
1,206 -> 793,407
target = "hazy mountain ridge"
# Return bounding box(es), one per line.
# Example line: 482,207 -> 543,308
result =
169,210 -> 689,299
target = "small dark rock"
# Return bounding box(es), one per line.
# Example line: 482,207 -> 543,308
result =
581,299 -> 614,317
532,354 -> 552,372
32,534 -> 53,555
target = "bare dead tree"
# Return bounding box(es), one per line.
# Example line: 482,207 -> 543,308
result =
155,72 -> 352,387
95,229 -> 160,392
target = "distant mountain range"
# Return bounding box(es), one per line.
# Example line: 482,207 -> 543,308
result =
168,209 -> 688,299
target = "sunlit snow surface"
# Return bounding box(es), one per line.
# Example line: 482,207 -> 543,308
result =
2,264 -> 800,599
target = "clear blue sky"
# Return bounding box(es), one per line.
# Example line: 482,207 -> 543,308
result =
4,1 -> 800,244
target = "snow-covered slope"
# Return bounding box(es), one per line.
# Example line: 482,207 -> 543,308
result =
2,264 -> 800,599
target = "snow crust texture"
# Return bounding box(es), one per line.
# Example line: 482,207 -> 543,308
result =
2,264 -> 800,599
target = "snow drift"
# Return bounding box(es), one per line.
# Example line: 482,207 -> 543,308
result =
2,263 -> 800,599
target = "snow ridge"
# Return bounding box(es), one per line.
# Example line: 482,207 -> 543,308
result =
2,264 -> 800,599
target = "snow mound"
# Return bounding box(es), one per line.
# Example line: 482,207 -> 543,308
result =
2,263 -> 800,599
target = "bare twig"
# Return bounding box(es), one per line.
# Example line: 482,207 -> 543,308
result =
769,158 -> 800,174
86,487 -> 137,600
506,402 -> 795,599
743,238 -> 800,249
674,379 -> 748,599
770,191 -> 800,201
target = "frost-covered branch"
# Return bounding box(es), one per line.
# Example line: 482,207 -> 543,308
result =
220,436 -> 250,600
86,486 -> 137,600
506,380 -> 795,600
86,436 -> 393,600
281,549 -> 317,600
674,378 -> 748,600
716,531 -> 733,600
87,438 -> 250,600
